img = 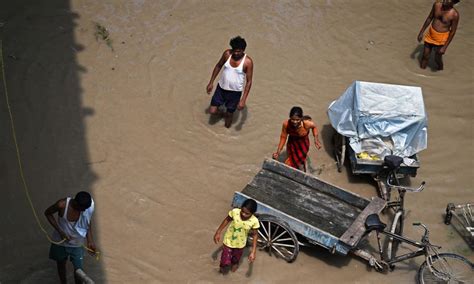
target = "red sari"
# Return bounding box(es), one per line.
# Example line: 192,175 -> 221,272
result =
285,120 -> 310,171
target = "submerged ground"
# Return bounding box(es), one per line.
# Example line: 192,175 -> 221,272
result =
1,0 -> 473,283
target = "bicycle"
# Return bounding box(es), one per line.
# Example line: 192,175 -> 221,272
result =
372,155 -> 426,261
365,213 -> 473,283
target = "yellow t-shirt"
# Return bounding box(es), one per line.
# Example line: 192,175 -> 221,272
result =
223,208 -> 260,249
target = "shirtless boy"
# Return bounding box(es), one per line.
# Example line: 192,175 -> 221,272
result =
417,0 -> 460,70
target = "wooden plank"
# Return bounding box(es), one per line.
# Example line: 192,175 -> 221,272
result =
261,159 -> 370,209
250,169 -> 361,220
242,169 -> 363,237
242,184 -> 351,237
339,197 -> 386,247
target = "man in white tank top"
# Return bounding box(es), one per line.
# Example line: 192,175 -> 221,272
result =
206,36 -> 254,128
45,191 -> 97,283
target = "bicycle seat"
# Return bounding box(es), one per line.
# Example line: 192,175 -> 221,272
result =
384,155 -> 403,171
365,214 -> 386,232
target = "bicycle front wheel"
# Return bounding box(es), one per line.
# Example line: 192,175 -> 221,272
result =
417,253 -> 473,283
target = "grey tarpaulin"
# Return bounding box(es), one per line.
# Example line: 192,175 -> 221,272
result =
328,81 -> 428,159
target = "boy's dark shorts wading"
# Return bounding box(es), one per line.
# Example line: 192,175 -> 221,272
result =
210,84 -> 242,113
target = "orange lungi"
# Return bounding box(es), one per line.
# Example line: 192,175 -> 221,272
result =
424,25 -> 449,46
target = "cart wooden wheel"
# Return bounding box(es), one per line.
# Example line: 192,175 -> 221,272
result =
333,133 -> 346,172
251,214 -> 299,262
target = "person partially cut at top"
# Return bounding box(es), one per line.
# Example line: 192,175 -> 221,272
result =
417,0 -> 460,70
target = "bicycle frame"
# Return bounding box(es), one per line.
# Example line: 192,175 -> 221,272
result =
377,230 -> 427,265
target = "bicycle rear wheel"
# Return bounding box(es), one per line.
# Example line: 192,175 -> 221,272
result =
386,210 -> 403,261
417,253 -> 473,283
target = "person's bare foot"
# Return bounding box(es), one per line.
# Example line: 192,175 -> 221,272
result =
231,264 -> 239,272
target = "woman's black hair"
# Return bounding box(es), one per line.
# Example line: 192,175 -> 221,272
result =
289,106 -> 311,120
241,199 -> 257,214
74,191 -> 92,209
230,36 -> 247,50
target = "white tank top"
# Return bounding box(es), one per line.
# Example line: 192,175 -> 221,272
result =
52,197 -> 94,247
218,54 -> 246,91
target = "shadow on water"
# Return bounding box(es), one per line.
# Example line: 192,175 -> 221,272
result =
410,43 -> 440,72
320,124 -> 336,158
205,106 -> 248,130
0,0 -> 103,282
233,107 -> 247,131
410,44 -> 424,63
298,245 -> 352,268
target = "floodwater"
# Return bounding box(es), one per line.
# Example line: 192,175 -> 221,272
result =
1,0 -> 473,283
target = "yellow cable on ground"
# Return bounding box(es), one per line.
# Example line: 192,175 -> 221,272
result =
0,40 -> 99,260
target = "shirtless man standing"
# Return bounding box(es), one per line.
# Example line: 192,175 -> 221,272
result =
206,36 -> 253,128
417,0 -> 460,70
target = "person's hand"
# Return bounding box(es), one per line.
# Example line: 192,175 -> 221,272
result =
272,152 -> 279,160
213,232 -> 221,244
417,33 -> 423,43
87,241 -> 97,256
237,100 -> 246,110
315,140 -> 322,150
206,83 -> 213,94
439,46 -> 447,55
248,251 -> 256,263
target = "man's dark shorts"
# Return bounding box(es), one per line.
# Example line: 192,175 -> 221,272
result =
49,244 -> 84,269
210,84 -> 242,113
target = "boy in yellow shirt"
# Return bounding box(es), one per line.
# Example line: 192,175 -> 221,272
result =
214,199 -> 260,273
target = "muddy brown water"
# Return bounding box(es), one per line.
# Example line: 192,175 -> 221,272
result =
1,0 -> 473,283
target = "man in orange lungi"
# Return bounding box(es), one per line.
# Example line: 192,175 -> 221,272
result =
417,0 -> 460,70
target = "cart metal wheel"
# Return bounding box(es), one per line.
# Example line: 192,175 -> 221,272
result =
333,133 -> 346,172
251,214 -> 299,262
417,253 -> 473,283
386,210 -> 404,261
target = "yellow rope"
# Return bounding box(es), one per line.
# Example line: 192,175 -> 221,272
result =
0,40 -> 99,260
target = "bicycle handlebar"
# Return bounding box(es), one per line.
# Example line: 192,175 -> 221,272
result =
386,178 -> 426,193
413,222 -> 430,242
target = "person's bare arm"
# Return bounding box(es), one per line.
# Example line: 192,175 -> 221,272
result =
248,229 -> 258,262
307,120 -> 322,149
213,216 -> 232,244
273,121 -> 288,159
440,11 -> 459,54
237,56 -> 253,110
206,50 -> 230,94
86,219 -> 97,255
418,4 -> 435,42
44,199 -> 69,240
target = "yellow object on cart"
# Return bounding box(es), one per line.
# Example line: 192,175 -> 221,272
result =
356,152 -> 381,161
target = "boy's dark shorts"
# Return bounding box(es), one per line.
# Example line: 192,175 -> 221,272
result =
210,84 -> 242,113
49,243 -> 84,270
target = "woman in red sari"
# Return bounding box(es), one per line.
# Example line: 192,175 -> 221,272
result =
272,106 -> 322,172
